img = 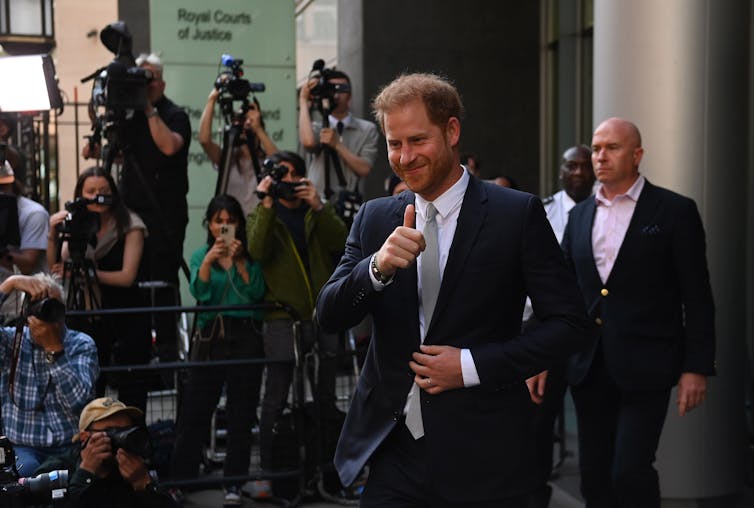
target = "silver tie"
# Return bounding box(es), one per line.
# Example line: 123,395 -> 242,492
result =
406,203 -> 440,439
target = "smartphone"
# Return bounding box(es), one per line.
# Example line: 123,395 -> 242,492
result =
219,224 -> 236,247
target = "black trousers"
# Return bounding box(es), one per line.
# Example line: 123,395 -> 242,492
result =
170,316 -> 264,482
571,349 -> 671,508
360,421 -> 530,508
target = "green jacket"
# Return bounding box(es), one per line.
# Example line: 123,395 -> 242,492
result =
246,202 -> 347,321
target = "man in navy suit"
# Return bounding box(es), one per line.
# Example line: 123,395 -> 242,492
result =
316,73 -> 592,507
562,117 -> 716,508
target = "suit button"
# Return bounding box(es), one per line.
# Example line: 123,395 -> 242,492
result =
595,317 -> 603,325
600,288 -> 609,296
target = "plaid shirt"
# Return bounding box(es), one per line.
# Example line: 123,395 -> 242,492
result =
0,326 -> 99,447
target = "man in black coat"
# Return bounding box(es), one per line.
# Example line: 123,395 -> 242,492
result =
316,73 -> 591,507
562,117 -> 716,508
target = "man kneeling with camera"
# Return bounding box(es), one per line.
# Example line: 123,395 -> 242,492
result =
0,274 -> 99,477
37,397 -> 177,507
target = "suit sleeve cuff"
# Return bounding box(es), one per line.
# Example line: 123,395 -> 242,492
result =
461,348 -> 480,387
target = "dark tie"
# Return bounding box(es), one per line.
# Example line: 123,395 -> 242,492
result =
336,121 -> 344,137
406,203 -> 440,439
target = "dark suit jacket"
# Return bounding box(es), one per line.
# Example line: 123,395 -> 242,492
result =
316,176 -> 592,502
562,179 -> 716,390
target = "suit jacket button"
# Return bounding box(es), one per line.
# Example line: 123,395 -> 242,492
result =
595,317 -> 603,325
600,288 -> 609,296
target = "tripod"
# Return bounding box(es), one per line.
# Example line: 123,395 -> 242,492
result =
214,97 -> 262,196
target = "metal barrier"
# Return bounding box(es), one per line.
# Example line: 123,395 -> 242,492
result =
65,301 -> 360,506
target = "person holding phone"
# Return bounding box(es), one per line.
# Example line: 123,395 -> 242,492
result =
46,166 -> 150,412
170,194 -> 266,506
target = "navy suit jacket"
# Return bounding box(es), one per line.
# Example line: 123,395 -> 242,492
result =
316,176 -> 592,502
562,179 -> 716,390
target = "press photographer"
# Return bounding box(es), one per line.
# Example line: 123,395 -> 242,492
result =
0,274 -> 98,477
83,22 -> 191,364
298,61 -> 379,225
35,397 -> 177,508
47,167 -> 150,412
247,151 -> 347,494
198,54 -> 277,216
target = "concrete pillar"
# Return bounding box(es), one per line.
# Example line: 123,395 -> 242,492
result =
593,0 -> 749,504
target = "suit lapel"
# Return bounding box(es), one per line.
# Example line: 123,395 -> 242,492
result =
392,192 -> 421,344
581,200 -> 603,288
427,177 -> 487,338
606,180 -> 658,284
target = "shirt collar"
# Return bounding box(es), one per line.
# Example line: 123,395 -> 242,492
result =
328,113 -> 352,129
595,174 -> 645,205
414,166 -> 469,221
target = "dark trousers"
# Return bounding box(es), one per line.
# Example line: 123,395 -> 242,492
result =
259,319 -> 338,470
170,316 -> 264,482
571,349 -> 671,508
140,216 -> 186,363
527,361 -> 568,507
360,421 -> 530,508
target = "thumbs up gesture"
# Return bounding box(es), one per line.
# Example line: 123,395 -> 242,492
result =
373,204 -> 427,277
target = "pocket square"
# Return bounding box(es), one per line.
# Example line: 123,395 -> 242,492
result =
641,224 -> 661,235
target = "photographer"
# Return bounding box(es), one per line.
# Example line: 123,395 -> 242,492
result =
36,396 -> 178,508
298,68 -> 379,203
247,151 -> 347,490
119,53 -> 190,364
198,84 -> 277,216
0,273 -> 98,477
46,166 -> 150,412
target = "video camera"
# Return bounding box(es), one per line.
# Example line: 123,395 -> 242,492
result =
308,59 -> 351,117
87,22 -> 151,115
260,159 -> 304,201
0,436 -> 68,505
54,195 -> 111,264
215,54 -> 265,102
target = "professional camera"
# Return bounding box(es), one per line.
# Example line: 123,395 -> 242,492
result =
0,436 -> 68,505
307,59 -> 351,117
54,196 -> 111,263
26,298 -> 66,323
87,22 -> 151,114
214,54 -> 265,102
259,159 -> 303,201
105,425 -> 153,462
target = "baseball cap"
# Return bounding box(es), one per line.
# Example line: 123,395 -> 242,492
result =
0,160 -> 14,185
73,397 -> 144,442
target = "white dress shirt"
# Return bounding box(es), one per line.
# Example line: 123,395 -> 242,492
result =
592,175 -> 645,283
370,167 -> 480,387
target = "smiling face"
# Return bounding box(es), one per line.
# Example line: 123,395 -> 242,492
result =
385,99 -> 461,201
81,175 -> 112,214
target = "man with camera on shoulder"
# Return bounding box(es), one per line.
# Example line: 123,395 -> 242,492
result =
247,151 -> 347,490
0,273 -> 98,477
36,396 -> 178,508
299,66 -> 379,213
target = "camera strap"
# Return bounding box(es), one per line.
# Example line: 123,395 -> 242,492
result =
8,296 -> 29,405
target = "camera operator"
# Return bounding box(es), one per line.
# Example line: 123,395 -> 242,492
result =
36,397 -> 178,508
46,166 -> 150,412
247,151 -> 347,490
298,68 -> 379,201
0,273 -> 99,477
85,52 -> 191,364
198,83 -> 277,216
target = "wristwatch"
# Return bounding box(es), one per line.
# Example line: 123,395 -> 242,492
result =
45,350 -> 64,364
370,255 -> 392,284
146,109 -> 159,119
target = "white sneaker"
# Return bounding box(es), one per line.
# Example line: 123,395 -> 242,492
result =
223,486 -> 242,506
